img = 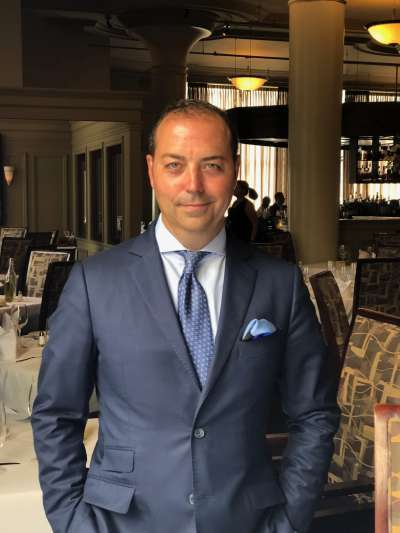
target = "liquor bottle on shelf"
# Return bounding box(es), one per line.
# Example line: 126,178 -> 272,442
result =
4,258 -> 16,303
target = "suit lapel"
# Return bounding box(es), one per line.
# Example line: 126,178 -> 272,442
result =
198,235 -> 257,406
128,225 -> 201,391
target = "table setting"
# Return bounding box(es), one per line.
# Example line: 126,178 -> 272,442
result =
300,260 -> 356,319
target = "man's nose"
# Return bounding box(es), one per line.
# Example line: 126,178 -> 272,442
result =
186,165 -> 204,193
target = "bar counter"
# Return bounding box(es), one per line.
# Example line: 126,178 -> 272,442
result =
339,216 -> 400,258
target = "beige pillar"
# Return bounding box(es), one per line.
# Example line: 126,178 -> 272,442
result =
288,0 -> 345,263
132,25 -> 211,221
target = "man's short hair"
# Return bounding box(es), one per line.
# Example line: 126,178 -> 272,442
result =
148,99 -> 239,162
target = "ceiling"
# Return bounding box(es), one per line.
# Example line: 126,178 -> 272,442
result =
22,0 -> 400,90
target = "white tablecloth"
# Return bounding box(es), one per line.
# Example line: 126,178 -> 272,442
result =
1,336 -> 98,418
0,418 -> 98,533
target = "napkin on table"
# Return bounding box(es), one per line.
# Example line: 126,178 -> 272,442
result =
0,312 -> 17,362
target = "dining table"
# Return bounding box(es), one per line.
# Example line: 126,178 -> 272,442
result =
1,335 -> 98,419
0,416 -> 98,533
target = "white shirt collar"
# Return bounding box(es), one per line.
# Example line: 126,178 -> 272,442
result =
155,214 -> 226,256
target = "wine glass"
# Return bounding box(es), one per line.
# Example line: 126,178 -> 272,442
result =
16,305 -> 29,337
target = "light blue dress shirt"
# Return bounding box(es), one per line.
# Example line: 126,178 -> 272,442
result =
155,215 -> 226,340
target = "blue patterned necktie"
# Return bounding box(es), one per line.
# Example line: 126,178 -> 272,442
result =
178,251 -> 214,388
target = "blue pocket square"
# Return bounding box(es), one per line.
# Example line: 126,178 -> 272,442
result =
242,318 -> 277,341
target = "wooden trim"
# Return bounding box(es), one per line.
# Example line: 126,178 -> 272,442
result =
357,307 -> 400,327
374,404 -> 400,533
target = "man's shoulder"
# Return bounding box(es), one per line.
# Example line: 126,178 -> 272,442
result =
80,230 -> 154,272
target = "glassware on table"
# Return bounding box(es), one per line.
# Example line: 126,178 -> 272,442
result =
327,260 -> 335,272
26,375 -> 36,418
16,305 -> 29,337
0,367 -> 7,447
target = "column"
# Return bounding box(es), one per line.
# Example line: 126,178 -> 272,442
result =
288,0 -> 345,263
132,24 -> 211,222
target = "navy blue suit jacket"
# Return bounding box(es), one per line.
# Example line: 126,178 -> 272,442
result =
32,225 -> 339,533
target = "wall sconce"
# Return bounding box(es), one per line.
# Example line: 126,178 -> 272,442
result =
3,166 -> 14,186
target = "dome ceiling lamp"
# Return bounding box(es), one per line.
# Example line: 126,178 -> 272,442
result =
366,2 -> 400,52
228,37 -> 267,91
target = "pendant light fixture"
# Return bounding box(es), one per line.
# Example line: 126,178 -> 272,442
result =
366,3 -> 400,51
228,37 -> 267,91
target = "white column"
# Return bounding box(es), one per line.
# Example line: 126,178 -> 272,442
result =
288,0 -> 345,263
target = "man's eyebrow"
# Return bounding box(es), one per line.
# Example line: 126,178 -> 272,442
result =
201,155 -> 226,161
161,153 -> 185,160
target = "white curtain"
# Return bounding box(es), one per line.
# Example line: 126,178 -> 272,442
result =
188,83 -> 288,208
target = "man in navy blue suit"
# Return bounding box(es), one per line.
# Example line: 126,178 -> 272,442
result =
32,99 -> 339,533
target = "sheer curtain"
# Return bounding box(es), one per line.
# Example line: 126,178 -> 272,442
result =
342,90 -> 400,201
188,83 -> 288,207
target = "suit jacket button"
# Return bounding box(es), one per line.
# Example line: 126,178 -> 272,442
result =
194,428 -> 206,439
188,493 -> 195,505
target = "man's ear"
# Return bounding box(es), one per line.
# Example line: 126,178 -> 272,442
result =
146,154 -> 154,188
235,154 -> 241,179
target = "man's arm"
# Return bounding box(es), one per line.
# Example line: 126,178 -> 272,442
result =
31,262 -> 97,533
272,266 -> 340,533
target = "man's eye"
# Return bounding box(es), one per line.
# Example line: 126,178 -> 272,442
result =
204,163 -> 222,171
166,162 -> 180,170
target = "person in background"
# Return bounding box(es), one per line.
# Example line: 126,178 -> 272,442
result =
269,191 -> 287,219
227,179 -> 258,241
257,196 -> 271,218
256,196 -> 276,241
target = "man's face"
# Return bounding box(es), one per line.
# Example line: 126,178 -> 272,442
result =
146,112 -> 239,248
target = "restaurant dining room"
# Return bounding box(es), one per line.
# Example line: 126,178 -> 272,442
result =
1,1 -> 400,532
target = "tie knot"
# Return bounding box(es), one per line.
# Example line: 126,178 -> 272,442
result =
180,250 -> 209,275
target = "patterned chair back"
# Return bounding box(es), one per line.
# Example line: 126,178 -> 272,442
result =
25,250 -> 70,298
329,309 -> 400,485
309,270 -> 349,376
375,404 -> 400,533
353,258 -> 400,318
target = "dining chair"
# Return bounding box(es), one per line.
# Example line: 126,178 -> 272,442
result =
23,249 -> 71,298
376,245 -> 400,258
374,232 -> 400,248
309,270 -> 350,377
253,242 -> 285,260
26,230 -> 58,247
0,238 -> 32,282
38,261 -> 74,330
329,308 -> 400,485
0,227 -> 27,253
253,231 -> 296,263
375,404 -> 400,533
353,258 -> 400,318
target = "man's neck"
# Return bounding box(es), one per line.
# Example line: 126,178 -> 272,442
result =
161,217 -> 224,251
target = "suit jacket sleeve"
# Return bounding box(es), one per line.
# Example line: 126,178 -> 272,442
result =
274,266 -> 340,533
31,262 -> 96,533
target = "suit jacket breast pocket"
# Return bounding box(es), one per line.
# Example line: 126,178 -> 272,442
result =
238,331 -> 282,359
